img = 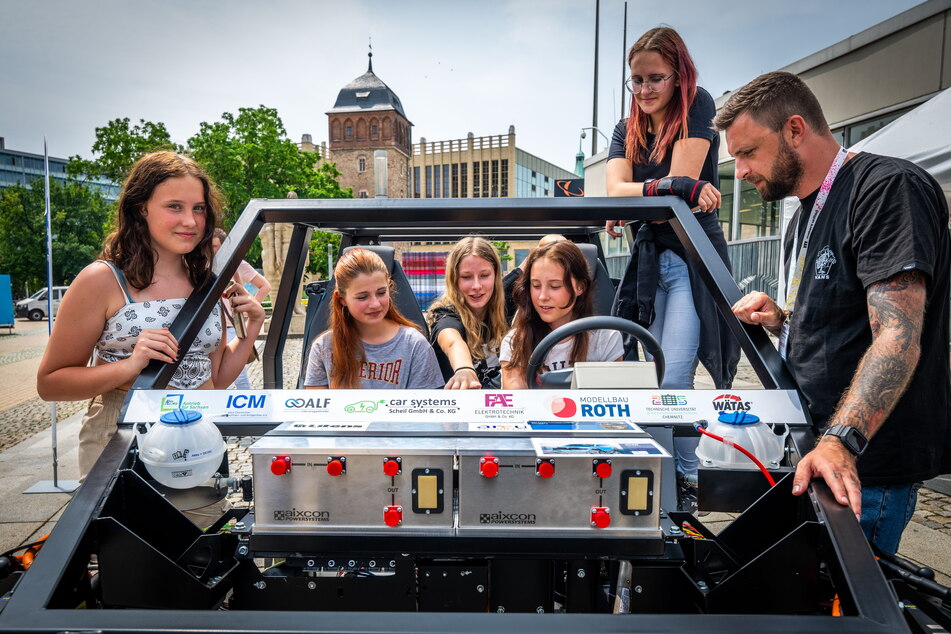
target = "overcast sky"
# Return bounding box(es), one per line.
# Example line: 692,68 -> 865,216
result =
1,0 -> 924,173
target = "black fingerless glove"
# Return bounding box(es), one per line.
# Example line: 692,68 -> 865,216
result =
643,176 -> 710,207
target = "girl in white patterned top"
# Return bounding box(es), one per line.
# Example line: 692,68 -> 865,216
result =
37,151 -> 265,480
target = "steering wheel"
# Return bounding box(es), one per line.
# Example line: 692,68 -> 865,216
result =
525,315 -> 665,389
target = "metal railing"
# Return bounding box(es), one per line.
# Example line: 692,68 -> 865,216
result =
605,235 -> 781,300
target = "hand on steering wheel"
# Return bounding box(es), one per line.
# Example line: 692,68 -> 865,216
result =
524,316 -> 665,389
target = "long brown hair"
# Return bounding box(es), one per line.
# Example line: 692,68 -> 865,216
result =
427,237 -> 507,360
624,26 -> 698,165
508,241 -> 594,376
328,248 -> 419,388
100,151 -> 222,290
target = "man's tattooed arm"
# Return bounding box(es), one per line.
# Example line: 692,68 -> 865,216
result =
823,269 -> 926,441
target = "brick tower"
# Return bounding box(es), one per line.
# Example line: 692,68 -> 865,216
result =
326,51 -> 412,198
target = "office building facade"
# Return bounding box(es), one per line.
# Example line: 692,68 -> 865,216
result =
0,138 -> 119,201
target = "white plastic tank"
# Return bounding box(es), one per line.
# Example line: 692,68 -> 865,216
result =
696,411 -> 788,470
137,409 -> 226,489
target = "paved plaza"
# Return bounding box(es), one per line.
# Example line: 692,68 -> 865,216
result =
1,317 -> 949,587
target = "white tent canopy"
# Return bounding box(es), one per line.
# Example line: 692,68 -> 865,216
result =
849,87 -> 951,196
777,88 -> 951,301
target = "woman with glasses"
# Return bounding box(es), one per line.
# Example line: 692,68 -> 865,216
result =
605,26 -> 739,509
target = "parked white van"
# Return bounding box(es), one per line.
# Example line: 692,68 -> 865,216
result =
15,286 -> 68,321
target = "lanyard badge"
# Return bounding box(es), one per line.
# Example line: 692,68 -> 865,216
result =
779,147 -> 849,360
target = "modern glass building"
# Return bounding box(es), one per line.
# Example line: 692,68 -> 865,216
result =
411,127 -> 574,199
0,138 -> 120,201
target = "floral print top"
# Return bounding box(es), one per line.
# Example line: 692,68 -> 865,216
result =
94,261 -> 222,389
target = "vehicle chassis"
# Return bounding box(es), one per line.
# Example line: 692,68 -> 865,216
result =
0,196 -> 938,633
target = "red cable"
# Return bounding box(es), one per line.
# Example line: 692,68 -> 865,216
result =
695,424 -> 777,487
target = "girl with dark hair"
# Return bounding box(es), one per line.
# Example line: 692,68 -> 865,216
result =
428,236 -> 507,389
500,241 -> 622,389
212,227 -> 272,389
304,248 -> 442,389
37,151 -> 265,482
605,26 -> 739,499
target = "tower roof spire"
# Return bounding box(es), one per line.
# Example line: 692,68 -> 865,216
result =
368,37 -> 373,72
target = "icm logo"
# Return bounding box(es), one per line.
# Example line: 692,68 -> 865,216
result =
712,394 -> 752,412
274,508 -> 330,522
479,511 -> 537,525
652,394 -> 688,406
548,396 -> 577,418
227,394 -> 267,409
161,394 -> 184,412
285,397 -> 331,409
484,393 -> 513,407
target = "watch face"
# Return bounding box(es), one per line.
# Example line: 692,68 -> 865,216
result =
848,429 -> 869,454
828,426 -> 868,456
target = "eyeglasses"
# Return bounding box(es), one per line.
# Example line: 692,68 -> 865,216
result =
625,74 -> 675,94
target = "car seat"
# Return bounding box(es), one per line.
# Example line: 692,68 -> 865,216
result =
297,245 -> 430,388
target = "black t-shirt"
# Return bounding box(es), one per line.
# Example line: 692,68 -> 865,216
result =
608,86 -> 721,239
784,152 -> 951,486
429,305 -> 502,388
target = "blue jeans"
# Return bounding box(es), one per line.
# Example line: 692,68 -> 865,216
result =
225,326 -> 252,390
861,482 -> 921,554
647,251 -> 700,478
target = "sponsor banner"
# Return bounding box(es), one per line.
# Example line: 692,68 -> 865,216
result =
532,436 -> 669,458
468,423 -> 531,432
528,421 -> 640,432
286,422 -> 370,431
124,389 -> 807,426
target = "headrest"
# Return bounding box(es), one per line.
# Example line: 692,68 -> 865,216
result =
575,243 -> 599,281
341,245 -> 396,273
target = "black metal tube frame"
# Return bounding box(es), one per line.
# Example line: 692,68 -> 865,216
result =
5,196 -> 893,634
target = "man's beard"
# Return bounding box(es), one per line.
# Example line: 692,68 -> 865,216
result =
757,137 -> 804,202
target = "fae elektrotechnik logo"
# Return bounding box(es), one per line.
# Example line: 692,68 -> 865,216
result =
484,393 -> 513,407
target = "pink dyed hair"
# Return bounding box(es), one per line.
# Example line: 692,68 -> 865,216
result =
624,27 -> 698,165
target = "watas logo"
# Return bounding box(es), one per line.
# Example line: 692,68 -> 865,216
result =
712,393 -> 752,412
547,396 -> 577,418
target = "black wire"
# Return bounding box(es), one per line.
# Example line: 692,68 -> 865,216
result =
1,539 -> 45,559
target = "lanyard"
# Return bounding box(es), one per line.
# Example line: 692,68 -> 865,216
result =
778,147 -> 848,361
783,147 -> 849,313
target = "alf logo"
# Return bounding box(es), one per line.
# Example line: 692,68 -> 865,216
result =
161,394 -> 184,412
484,393 -> 513,408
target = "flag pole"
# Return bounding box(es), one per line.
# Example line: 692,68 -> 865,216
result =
25,137 -> 79,494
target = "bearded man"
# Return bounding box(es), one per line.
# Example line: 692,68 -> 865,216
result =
716,71 -> 950,554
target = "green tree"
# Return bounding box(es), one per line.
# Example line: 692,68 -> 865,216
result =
0,180 -> 111,294
66,118 -> 181,184
492,240 -> 513,265
188,105 -> 350,223
68,106 -> 352,269
188,105 -> 351,266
